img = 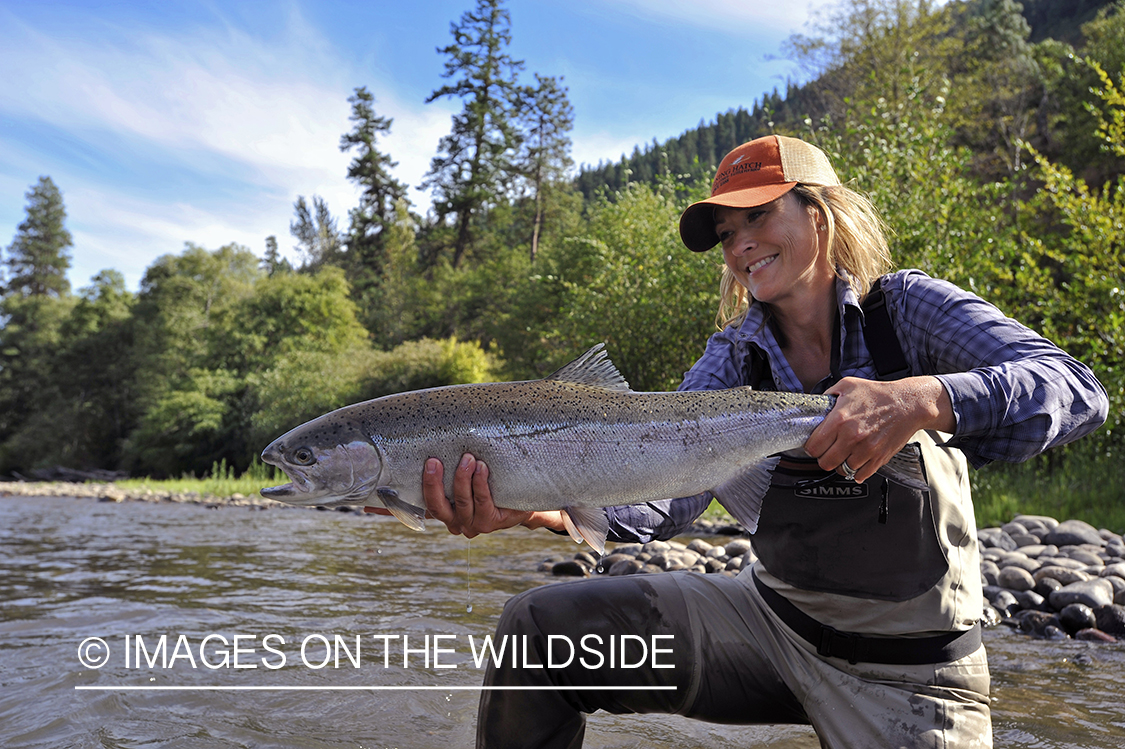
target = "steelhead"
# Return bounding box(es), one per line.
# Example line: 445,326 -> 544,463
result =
260,344 -> 924,553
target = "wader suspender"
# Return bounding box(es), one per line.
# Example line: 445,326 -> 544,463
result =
745,276 -> 911,389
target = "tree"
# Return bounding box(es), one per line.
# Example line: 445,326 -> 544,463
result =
4,176 -> 72,298
339,86 -> 409,277
0,271 -> 137,473
516,74 -> 574,261
422,0 -> 525,268
950,0 -> 1041,176
533,178 -> 719,391
783,0 -> 955,120
124,243 -> 261,475
261,235 -> 292,276
289,195 -> 343,270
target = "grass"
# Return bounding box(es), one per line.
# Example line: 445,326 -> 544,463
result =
113,459 -> 285,500
970,445 -> 1125,533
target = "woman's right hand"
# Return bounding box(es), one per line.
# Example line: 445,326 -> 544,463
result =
421,453 -> 566,538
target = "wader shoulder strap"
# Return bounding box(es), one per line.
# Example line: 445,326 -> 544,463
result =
743,278 -> 911,388
861,277 -> 911,381
745,343 -> 775,390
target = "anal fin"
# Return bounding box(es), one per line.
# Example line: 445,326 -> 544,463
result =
561,506 -> 609,555
712,456 -> 779,534
377,487 -> 427,532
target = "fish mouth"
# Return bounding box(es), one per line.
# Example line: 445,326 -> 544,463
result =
259,443 -> 321,503
260,482 -> 298,499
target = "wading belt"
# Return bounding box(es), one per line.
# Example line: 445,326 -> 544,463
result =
753,572 -> 982,665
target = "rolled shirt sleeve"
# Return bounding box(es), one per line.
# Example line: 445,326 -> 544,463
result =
886,271 -> 1109,467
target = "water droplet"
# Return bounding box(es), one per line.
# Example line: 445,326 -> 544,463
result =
465,537 -> 473,614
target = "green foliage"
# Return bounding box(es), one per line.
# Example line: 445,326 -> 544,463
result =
536,179 -> 719,391
1023,58 -> 1125,444
249,337 -> 496,450
971,443 -> 1125,532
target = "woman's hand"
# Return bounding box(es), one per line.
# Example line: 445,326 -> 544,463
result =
803,376 -> 955,483
368,453 -> 566,538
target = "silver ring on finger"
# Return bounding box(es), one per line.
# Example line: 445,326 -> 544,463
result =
840,459 -> 857,481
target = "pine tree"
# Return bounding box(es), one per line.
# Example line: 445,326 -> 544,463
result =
289,196 -> 343,270
422,0 -> 525,268
4,176 -> 73,298
262,235 -> 292,276
339,86 -> 409,277
516,74 -> 574,261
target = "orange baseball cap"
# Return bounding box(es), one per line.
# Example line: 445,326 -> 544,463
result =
679,135 -> 840,252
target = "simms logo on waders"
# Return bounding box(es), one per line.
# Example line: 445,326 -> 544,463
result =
794,482 -> 870,499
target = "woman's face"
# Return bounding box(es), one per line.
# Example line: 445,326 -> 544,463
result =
714,192 -> 832,308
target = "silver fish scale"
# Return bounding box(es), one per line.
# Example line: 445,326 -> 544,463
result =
359,380 -> 833,512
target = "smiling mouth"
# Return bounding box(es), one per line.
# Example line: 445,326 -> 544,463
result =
747,255 -> 777,274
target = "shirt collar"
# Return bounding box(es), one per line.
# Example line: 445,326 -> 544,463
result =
733,271 -> 864,393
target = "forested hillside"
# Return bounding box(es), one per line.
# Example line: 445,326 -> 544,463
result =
2,0 -> 1123,484
575,0 -> 1121,198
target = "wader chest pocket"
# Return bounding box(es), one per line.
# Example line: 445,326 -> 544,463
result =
753,450 -> 948,601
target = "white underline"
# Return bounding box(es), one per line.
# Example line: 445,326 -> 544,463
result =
74,685 -> 676,691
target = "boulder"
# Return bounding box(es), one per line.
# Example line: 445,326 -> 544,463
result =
723,539 -> 754,557
1043,519 -> 1105,547
997,566 -> 1036,592
1049,579 -> 1115,610
1093,604 -> 1125,637
1058,603 -> 1097,635
608,558 -> 644,576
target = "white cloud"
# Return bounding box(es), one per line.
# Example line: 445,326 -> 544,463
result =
0,5 -> 451,288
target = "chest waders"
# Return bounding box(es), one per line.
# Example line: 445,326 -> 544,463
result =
747,278 -> 981,662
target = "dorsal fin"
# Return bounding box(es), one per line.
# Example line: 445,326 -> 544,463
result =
544,344 -> 632,392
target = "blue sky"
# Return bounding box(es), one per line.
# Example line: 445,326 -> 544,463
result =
1,0 -> 819,290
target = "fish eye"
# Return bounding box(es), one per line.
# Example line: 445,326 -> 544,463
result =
291,447 -> 316,466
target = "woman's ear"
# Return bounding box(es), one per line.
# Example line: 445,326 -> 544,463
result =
814,208 -> 828,232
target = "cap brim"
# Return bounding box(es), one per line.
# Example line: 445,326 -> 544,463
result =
678,182 -> 797,252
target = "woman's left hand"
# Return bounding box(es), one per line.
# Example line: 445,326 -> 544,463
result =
804,376 -> 955,483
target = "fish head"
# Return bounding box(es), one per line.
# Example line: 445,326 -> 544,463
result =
259,416 -> 383,507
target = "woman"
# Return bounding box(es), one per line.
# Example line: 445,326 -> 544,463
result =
414,135 -> 1108,748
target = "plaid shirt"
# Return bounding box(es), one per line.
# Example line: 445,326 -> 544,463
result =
605,269 -> 1109,543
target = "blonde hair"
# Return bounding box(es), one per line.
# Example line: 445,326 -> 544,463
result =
715,183 -> 894,329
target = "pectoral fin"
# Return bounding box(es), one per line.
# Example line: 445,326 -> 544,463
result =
561,506 -> 609,555
711,456 -> 779,534
376,487 -> 427,532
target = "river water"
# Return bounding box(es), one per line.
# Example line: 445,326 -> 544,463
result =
1,495 -> 1122,748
